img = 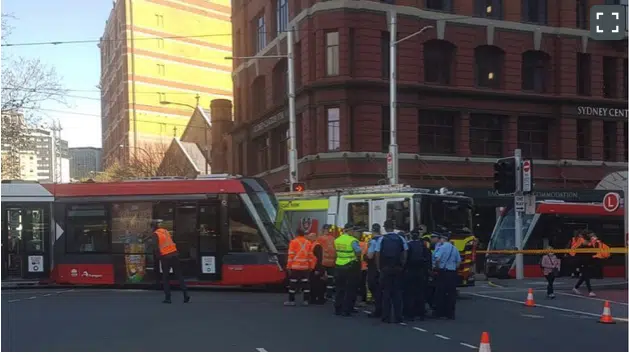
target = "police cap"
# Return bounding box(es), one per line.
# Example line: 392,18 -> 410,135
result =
371,223 -> 382,233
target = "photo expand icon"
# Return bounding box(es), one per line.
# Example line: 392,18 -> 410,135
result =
590,4 -> 628,41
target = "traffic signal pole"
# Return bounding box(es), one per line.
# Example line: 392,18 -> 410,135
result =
287,28 -> 299,191
514,148 -> 524,280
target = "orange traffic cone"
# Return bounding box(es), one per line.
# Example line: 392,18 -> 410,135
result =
479,332 -> 491,352
598,301 -> 616,324
524,288 -> 535,307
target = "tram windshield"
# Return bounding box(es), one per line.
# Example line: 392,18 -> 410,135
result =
488,208 -> 535,251
241,178 -> 292,250
418,195 -> 474,236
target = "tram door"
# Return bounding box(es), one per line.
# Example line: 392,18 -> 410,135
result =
197,200 -> 223,281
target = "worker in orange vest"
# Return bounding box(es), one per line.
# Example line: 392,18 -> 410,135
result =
357,234 -> 369,305
310,233 -> 327,304
285,228 -> 316,306
150,220 -> 190,304
567,231 -> 587,277
315,224 -> 337,300
589,233 -> 610,279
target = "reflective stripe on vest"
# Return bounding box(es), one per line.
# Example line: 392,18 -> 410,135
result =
334,234 -> 358,266
569,237 -> 585,256
156,228 -> 177,256
288,237 -> 312,270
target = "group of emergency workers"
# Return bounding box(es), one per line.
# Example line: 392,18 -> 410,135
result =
284,220 -> 462,323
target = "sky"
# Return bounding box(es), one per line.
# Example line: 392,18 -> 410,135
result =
2,0 -> 113,148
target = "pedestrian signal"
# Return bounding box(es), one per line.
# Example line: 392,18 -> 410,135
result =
292,182 -> 306,192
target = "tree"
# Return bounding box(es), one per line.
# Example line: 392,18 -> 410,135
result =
1,13 -> 67,179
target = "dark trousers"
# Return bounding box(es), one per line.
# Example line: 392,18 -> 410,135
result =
324,266 -> 336,299
334,263 -> 359,315
161,254 -> 188,300
380,267 -> 404,322
367,266 -> 382,316
545,273 -> 556,295
287,269 -> 311,302
434,269 -> 457,318
574,264 -> 592,292
403,268 -> 426,319
310,270 -> 326,304
358,270 -> 368,302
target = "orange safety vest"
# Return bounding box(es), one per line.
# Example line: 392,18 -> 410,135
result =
568,236 -> 585,256
591,240 -> 611,259
155,228 -> 177,256
359,241 -> 368,271
315,234 -> 336,267
287,236 -> 315,271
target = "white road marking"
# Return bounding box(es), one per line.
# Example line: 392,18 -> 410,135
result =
412,327 -> 427,332
520,314 -> 544,319
8,299 -> 20,303
399,322 -> 407,326
460,342 -> 478,349
555,291 -> 629,306
43,294 -> 52,297
26,296 -> 36,300
56,291 -> 64,294
256,348 -> 267,352
363,310 -> 371,314
434,334 -> 450,340
487,281 -> 505,288
468,292 -> 629,322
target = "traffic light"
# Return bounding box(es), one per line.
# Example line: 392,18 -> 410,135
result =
493,157 -> 516,194
292,182 -> 306,192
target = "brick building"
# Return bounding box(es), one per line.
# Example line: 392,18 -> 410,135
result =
229,0 -> 628,197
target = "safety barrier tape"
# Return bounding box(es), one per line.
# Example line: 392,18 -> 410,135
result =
477,248 -> 628,255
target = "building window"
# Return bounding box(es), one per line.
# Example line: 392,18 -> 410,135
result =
423,40 -> 455,84
425,0 -> 453,12
158,92 -> 166,103
474,45 -> 504,89
603,57 -> 618,98
577,53 -> 591,96
418,110 -> 455,154
276,0 -> 289,35
381,0 -> 395,3
576,0 -> 588,29
576,119 -> 591,160
327,107 -> 341,152
469,114 -> 505,157
381,31 -> 390,79
522,0 -> 547,24
382,106 -> 391,152
66,204 -> 110,253
474,0 -> 503,19
156,38 -> 165,49
156,64 -> 165,76
272,59 -> 288,105
255,14 -> 267,53
517,117 -> 548,159
155,14 -> 164,27
521,50 -> 550,93
603,121 -> 617,161
276,124 -> 289,166
326,31 -> 340,76
251,76 -> 266,114
254,135 -> 269,173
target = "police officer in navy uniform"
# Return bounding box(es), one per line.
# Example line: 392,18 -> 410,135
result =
431,231 -> 461,319
366,223 -> 383,318
375,219 -> 408,323
403,228 -> 432,321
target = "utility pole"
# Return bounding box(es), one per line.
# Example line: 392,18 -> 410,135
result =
287,27 -> 298,190
50,120 -> 62,183
514,148 -> 524,280
388,12 -> 398,185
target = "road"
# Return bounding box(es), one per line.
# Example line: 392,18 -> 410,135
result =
2,283 -> 627,352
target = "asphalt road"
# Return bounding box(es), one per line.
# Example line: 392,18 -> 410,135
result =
2,284 -> 627,352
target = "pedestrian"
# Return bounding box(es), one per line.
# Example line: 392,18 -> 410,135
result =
403,229 -> 431,321
316,224 -> 337,300
333,224 -> 363,316
310,233 -> 327,305
285,228 -> 316,306
150,220 -> 190,304
540,246 -> 561,299
357,233 -> 369,306
431,231 -> 461,319
375,219 -> 408,323
573,233 -> 596,297
366,223 -> 383,318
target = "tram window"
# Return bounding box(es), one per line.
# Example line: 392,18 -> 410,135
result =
227,195 -> 268,252
153,203 -> 175,237
199,204 -> 220,253
347,202 -> 369,228
24,208 -> 47,253
387,199 -> 410,232
66,204 -> 110,253
111,202 -> 153,254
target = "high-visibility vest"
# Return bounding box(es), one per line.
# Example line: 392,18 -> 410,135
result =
334,234 -> 358,266
287,236 -> 315,271
591,240 -> 611,259
359,241 -> 368,271
568,236 -> 585,256
315,234 -> 336,267
155,228 -> 177,256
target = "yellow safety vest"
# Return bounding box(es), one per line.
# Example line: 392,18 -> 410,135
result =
335,233 -> 358,266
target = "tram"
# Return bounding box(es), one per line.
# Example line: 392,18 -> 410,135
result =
1,175 -> 293,287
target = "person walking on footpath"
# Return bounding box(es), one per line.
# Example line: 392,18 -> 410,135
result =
540,246 -> 561,299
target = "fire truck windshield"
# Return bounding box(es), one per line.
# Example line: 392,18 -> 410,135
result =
430,196 -> 474,235
488,208 -> 535,250
241,178 -> 292,250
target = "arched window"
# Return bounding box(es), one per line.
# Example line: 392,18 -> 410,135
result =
423,40 -> 456,85
474,45 -> 505,89
521,50 -> 550,93
272,59 -> 288,104
251,76 -> 266,114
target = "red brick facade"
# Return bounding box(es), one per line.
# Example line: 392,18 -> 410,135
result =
229,0 -> 628,191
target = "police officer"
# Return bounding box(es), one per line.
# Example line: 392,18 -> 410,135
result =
375,219 -> 408,323
432,232 -> 461,319
403,228 -> 431,321
333,224 -> 363,317
366,223 -> 383,318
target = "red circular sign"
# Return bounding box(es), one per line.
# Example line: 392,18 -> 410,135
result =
603,192 -> 621,212
522,160 -> 531,172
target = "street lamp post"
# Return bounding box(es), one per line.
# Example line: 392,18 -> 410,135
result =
388,12 -> 433,185
226,28 -> 298,190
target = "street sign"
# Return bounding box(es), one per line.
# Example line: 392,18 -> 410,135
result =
524,195 -> 536,215
515,195 -> 525,212
386,152 -> 393,176
603,192 -> 621,212
522,160 -> 532,193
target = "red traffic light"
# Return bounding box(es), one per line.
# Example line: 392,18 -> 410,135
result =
292,182 -> 306,192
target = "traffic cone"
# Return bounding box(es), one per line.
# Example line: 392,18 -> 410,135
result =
524,288 -> 535,307
479,332 -> 491,352
598,301 -> 616,324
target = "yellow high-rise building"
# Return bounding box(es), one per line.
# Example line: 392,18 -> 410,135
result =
100,0 -> 232,167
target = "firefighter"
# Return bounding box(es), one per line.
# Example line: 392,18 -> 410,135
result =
316,224 -> 337,300
333,224 -> 362,316
285,228 -> 316,306
150,220 -> 190,304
